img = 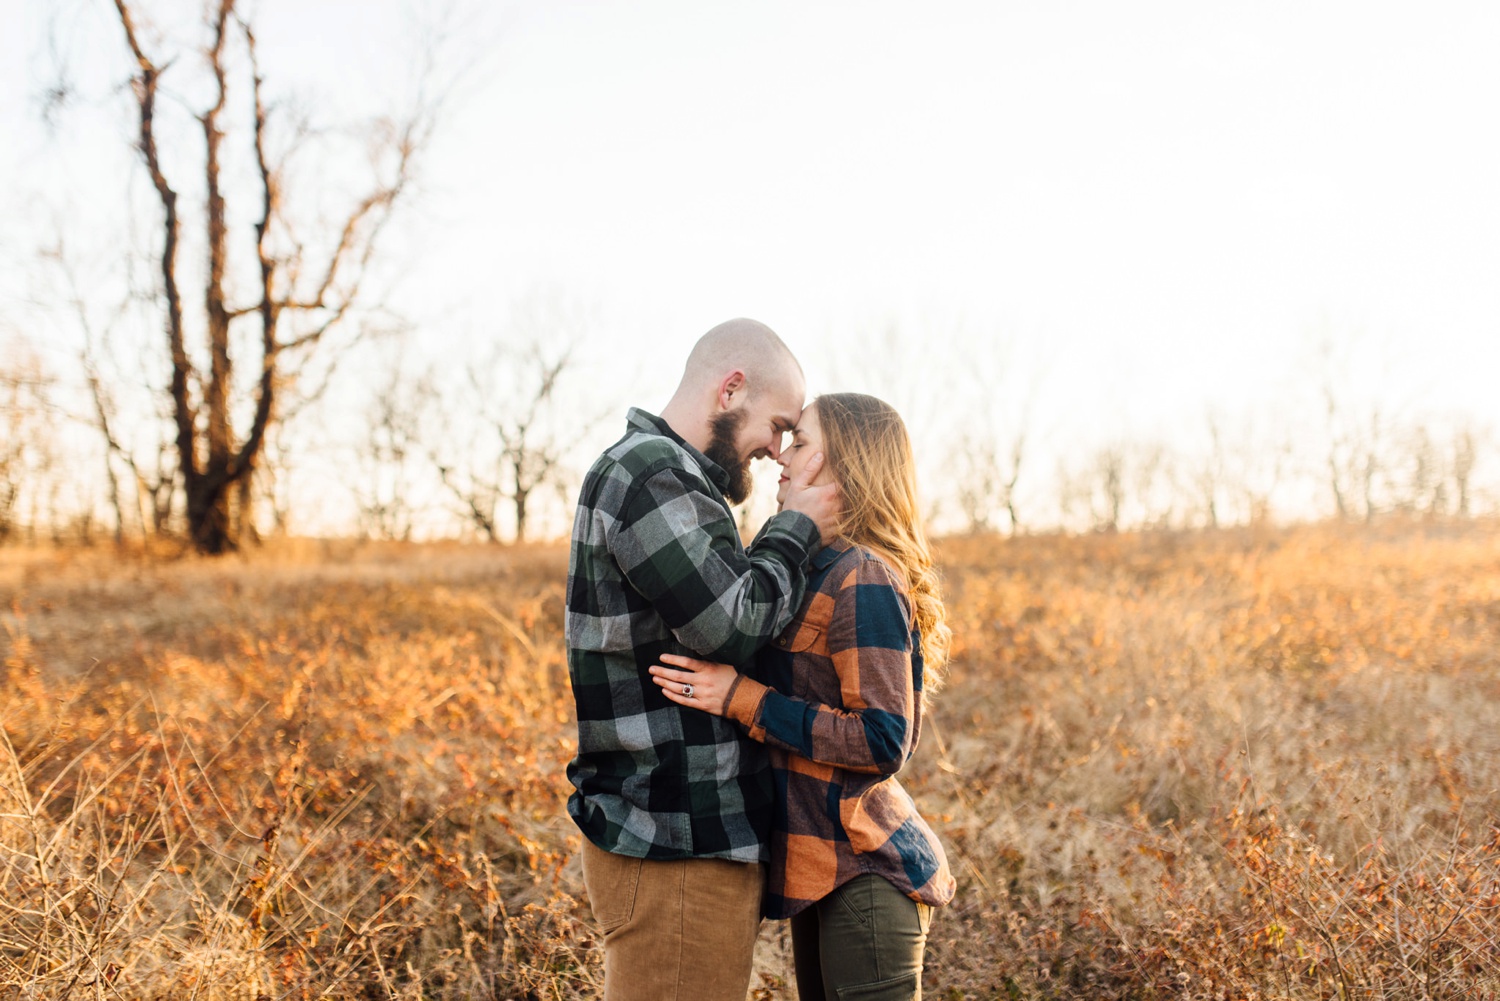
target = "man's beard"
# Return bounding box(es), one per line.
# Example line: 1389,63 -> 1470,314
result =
704,410 -> 754,505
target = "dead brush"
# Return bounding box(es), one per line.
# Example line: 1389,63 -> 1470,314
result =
4,525 -> 1500,998
919,523 -> 1500,1000
1096,772 -> 1500,1000
0,723 -> 274,997
1,542 -> 598,998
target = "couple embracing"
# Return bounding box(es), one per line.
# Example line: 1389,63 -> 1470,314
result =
565,318 -> 955,1000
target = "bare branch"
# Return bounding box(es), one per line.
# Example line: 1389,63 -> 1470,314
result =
202,0 -> 237,471
112,0 -> 196,482
229,18 -> 280,491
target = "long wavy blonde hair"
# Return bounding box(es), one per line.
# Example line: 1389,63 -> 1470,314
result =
814,393 -> 951,687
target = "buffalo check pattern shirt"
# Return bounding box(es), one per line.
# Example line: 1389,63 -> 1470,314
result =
723,539 -> 956,918
565,408 -> 821,862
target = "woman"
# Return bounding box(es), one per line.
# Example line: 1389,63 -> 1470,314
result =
650,392 -> 955,1001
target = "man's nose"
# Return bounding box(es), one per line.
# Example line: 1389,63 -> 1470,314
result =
767,436 -> 783,461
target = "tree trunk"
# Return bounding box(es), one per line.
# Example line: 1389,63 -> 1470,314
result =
1328,453 -> 1349,521
187,479 -> 234,554
514,488 -> 529,544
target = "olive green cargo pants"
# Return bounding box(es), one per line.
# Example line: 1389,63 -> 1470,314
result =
790,873 -> 934,1000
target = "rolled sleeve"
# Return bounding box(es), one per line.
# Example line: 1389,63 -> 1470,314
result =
724,674 -> 771,734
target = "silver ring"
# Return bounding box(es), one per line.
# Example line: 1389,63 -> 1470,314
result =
682,684 -> 695,699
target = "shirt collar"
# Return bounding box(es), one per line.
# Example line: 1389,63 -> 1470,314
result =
626,407 -> 730,493
811,537 -> 854,569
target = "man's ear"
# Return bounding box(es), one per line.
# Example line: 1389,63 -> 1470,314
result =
718,371 -> 747,410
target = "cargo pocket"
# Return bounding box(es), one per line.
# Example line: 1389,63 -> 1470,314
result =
836,972 -> 921,1000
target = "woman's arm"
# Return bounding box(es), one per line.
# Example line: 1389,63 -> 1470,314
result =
651,557 -> 918,776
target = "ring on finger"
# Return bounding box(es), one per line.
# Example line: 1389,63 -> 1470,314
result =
682,683 -> 695,699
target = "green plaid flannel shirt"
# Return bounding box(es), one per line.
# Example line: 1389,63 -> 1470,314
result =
565,408 -> 820,861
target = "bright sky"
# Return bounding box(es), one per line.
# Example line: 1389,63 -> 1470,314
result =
3,0 -> 1499,532
437,1 -> 1500,420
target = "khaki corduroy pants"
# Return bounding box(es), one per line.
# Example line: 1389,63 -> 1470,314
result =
581,838 -> 764,1001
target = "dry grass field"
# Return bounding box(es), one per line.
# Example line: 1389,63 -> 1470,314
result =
3,524 -> 1499,999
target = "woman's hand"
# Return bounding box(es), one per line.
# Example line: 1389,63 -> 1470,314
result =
649,654 -> 739,716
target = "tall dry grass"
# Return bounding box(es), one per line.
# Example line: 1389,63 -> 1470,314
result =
2,525 -> 1498,999
927,523 -> 1500,999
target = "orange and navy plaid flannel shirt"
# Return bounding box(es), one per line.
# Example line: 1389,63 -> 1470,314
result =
723,538 -> 956,919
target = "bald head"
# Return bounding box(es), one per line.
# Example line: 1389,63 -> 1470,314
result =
678,318 -> 804,400
658,318 -> 808,483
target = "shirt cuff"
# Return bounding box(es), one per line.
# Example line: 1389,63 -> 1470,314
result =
723,673 -> 769,732
763,510 -> 820,562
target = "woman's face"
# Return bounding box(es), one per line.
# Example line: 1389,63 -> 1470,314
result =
776,403 -> 833,507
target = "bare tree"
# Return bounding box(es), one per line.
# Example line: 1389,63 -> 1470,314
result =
1095,447 -> 1125,533
102,0 -> 436,553
1314,331 -> 1411,524
1057,444 -> 1129,533
432,342 -> 577,543
1452,425 -> 1479,518
353,340 -> 431,541
0,339 -> 57,543
1193,412 -> 1229,529
1322,376 -> 1355,522
43,242 -> 176,543
953,427 -> 1026,535
1236,421 -> 1293,527
1001,444 -> 1025,533
251,417 -> 296,538
940,331 -> 1039,536
1395,425 -> 1444,517
953,429 -> 1001,534
1394,421 -> 1490,520
1131,441 -> 1178,529
1356,411 -> 1386,523
425,294 -> 609,543
1058,441 -> 1190,533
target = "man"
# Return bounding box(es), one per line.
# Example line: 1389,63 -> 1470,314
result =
565,318 -> 840,1001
